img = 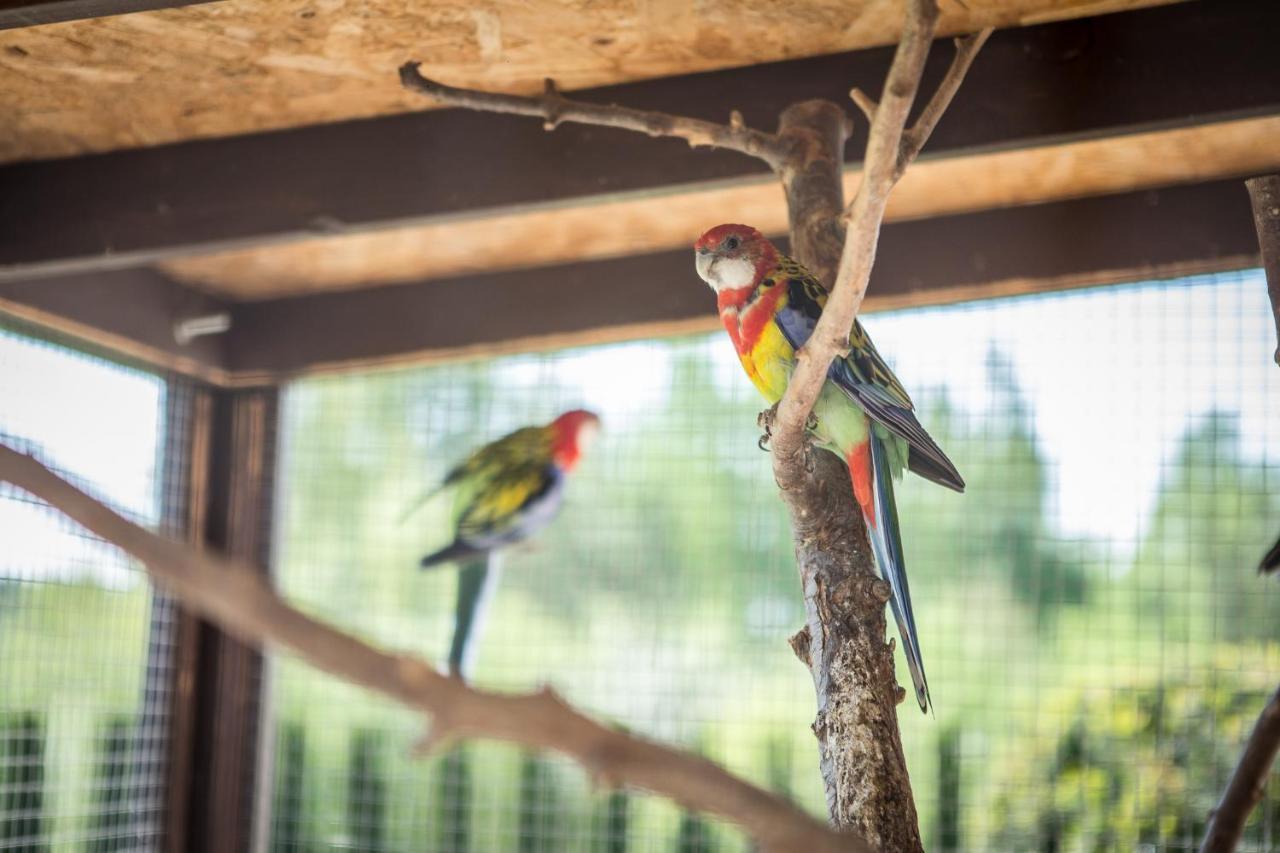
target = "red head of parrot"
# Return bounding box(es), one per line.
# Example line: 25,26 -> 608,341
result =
694,224 -> 787,355
548,409 -> 600,472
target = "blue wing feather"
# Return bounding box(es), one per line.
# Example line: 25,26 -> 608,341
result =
773,268 -> 964,492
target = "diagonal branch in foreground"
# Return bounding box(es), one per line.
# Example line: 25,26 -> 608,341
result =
399,64 -> 790,171
1200,685 -> 1280,853
0,443 -> 864,853
770,0 -> 990,465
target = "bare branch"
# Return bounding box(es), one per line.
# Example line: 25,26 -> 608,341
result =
771,0 -> 944,455
1245,175 -> 1280,366
849,89 -> 878,124
1200,686 -> 1280,853
0,443 -> 865,853
771,3 -> 989,458
399,63 -> 790,171
898,29 -> 993,178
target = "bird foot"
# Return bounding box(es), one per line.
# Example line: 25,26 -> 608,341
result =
757,403 -> 779,452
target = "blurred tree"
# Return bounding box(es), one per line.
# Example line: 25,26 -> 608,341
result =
898,348 -> 1091,627
1134,412 -> 1280,644
990,677 -> 1279,851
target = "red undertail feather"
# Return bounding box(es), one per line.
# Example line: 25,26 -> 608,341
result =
847,441 -> 875,526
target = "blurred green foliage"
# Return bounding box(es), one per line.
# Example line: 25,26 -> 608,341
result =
2,319 -> 1278,851
991,673 -> 1279,851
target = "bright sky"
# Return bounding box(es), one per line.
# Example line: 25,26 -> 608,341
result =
867,271 -> 1280,546
0,334 -> 161,588
1,269 -> 1276,582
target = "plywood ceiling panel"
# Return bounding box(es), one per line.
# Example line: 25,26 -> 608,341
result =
0,0 -> 1178,163
160,116 -> 1280,300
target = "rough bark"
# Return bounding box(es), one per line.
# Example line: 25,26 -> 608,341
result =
1200,686 -> 1280,853
773,100 -> 923,852
1245,175 -> 1280,366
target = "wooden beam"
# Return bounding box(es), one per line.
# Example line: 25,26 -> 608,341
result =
164,116 -> 1280,299
184,387 -> 278,853
2,0 -> 1276,281
219,180 -> 1260,383
0,180 -> 1260,385
159,382 -> 212,853
0,267 -> 230,382
0,0 -> 215,30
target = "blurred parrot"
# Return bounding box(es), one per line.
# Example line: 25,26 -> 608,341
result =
694,224 -> 963,713
406,409 -> 600,679
1262,535 -> 1280,575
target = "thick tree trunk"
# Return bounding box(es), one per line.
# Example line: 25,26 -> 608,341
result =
772,100 -> 923,852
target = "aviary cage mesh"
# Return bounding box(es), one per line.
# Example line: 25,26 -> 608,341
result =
263,267 -> 1280,853
0,325 -> 189,852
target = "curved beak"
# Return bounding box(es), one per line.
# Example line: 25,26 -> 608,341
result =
694,249 -> 715,285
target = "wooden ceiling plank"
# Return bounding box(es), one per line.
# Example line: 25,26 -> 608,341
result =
0,0 -> 1179,161
0,179 -> 1260,384
0,267 -> 230,381
218,180 -> 1260,383
2,0 -> 1275,282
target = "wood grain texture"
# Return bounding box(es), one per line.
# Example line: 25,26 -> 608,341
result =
0,0 -> 1178,163
162,117 -> 1280,299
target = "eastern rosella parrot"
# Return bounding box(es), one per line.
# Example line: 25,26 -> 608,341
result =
407,409 -> 600,678
694,224 -> 963,713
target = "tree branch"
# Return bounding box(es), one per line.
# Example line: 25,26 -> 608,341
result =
772,4 -> 989,462
898,29 -> 993,178
774,0 -> 953,465
0,443 -> 863,853
1245,175 -> 1280,366
399,63 -> 791,171
1200,175 -> 1280,851
1200,686 -> 1280,853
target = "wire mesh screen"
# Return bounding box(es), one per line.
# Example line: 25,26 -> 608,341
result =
0,325 -> 186,852
265,268 -> 1280,852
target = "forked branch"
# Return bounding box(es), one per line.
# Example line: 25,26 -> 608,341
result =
399,64 -> 791,170
0,444 -> 864,853
770,0 -> 990,464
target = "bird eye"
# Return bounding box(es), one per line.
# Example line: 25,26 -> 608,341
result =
724,236 -> 740,251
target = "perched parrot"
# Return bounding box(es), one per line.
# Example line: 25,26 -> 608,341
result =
694,223 -> 964,713
407,409 -> 600,679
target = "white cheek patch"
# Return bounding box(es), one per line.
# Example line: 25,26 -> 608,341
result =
699,255 -> 757,291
